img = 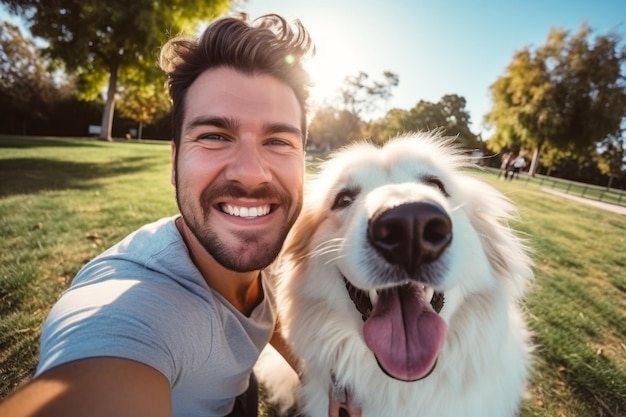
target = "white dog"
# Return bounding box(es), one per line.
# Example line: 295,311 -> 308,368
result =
256,132 -> 534,417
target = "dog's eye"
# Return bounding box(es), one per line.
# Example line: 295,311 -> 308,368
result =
424,176 -> 448,196
331,187 -> 360,210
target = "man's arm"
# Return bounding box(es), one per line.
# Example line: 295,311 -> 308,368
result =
0,357 -> 171,417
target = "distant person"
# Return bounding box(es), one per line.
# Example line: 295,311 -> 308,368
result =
510,154 -> 527,180
0,13 -> 360,417
498,151 -> 513,179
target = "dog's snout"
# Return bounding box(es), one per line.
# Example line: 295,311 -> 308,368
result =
368,201 -> 452,277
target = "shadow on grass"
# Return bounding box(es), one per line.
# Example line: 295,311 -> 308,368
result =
0,136 -> 103,149
0,156 -> 155,197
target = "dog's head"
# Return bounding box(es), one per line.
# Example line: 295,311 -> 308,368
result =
279,132 -> 533,382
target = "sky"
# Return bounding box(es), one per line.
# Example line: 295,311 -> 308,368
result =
2,0 -> 625,135
236,0 -> 626,135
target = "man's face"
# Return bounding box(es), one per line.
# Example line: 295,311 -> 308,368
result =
172,67 -> 304,272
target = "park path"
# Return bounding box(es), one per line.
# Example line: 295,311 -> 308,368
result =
541,187 -> 626,216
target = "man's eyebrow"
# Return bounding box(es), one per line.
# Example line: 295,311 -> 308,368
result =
263,123 -> 302,139
184,116 -> 239,134
184,116 -> 302,139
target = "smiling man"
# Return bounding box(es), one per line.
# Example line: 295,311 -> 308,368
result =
0,14 -> 361,417
173,66 -> 305,315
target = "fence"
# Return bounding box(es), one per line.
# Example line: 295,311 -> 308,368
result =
521,173 -> 626,207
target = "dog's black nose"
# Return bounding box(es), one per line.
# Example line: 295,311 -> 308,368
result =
368,201 -> 452,277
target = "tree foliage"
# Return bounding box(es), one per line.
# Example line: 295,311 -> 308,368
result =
308,106 -> 362,150
485,23 -> 626,174
595,125 -> 626,188
0,21 -> 71,130
2,0 -> 230,140
116,66 -> 171,139
339,71 -> 399,118
307,71 -> 399,149
308,72 -> 479,150
365,94 -> 480,148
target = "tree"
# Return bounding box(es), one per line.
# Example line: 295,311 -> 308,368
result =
595,127 -> 626,189
485,23 -> 626,175
116,68 -> 171,139
439,94 -> 481,148
0,21 -> 71,134
366,94 -> 479,148
2,0 -> 230,140
308,106 -> 362,150
307,70 -> 399,149
485,47 -> 558,172
339,71 -> 399,119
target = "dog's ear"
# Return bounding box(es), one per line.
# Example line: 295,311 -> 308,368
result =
461,176 -> 534,299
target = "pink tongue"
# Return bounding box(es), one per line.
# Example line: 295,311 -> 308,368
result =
363,283 -> 447,381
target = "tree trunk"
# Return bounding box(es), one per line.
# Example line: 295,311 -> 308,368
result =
99,62 -> 119,141
529,147 -> 540,176
607,175 -> 614,191
138,121 -> 143,139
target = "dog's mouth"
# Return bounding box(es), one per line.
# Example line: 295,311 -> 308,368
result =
344,277 -> 447,382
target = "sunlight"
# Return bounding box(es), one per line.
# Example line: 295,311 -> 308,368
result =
305,54 -> 344,106
302,19 -> 360,108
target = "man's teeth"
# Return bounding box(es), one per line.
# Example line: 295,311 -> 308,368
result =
221,204 -> 270,218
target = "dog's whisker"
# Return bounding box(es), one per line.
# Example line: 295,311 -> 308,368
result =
324,254 -> 346,266
308,246 -> 341,259
308,239 -> 346,259
310,238 -> 345,251
449,202 -> 467,212
310,243 -> 342,255
294,239 -> 349,266
295,245 -> 341,264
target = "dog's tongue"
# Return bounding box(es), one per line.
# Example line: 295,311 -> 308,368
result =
363,283 -> 447,381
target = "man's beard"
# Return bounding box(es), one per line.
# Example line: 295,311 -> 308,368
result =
176,179 -> 302,272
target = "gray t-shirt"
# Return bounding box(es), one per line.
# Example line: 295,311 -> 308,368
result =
36,216 -> 277,417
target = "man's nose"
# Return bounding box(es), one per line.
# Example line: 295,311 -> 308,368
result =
224,142 -> 272,187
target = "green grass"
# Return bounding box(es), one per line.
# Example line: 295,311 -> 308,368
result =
475,171 -> 626,417
1,135 -> 625,417
0,135 -> 177,395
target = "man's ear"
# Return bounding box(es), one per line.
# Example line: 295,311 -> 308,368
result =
170,141 -> 176,187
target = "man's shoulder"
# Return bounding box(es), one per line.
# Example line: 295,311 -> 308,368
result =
37,266 -> 216,381
73,215 -> 191,284
115,216 -> 180,254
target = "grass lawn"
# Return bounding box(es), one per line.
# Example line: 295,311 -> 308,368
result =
0,135 -> 178,395
1,135 -> 625,416
475,171 -> 626,417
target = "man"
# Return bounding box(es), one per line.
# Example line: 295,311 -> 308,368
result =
0,14 -> 359,417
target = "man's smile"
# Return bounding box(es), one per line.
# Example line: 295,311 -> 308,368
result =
220,203 -> 272,218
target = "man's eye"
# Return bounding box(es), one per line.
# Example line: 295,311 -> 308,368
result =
267,138 -> 290,146
198,133 -> 229,141
331,187 -> 360,210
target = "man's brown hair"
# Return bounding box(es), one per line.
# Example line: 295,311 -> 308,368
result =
160,14 -> 315,145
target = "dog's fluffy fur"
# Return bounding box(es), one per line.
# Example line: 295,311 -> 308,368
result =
257,132 -> 534,417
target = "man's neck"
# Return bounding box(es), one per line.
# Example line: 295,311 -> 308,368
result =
175,216 -> 263,316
